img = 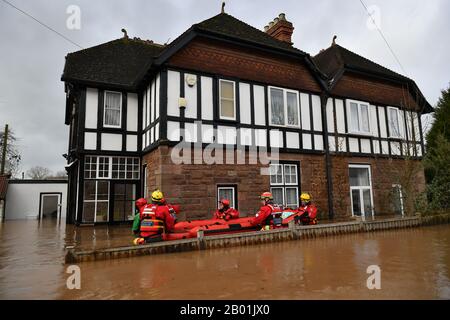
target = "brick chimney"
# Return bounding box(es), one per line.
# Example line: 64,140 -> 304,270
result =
264,13 -> 294,45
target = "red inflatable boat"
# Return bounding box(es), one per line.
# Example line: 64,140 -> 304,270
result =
162,209 -> 304,241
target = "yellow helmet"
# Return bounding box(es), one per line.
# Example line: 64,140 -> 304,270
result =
151,189 -> 164,203
300,193 -> 311,202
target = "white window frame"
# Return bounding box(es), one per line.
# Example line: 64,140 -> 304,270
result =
85,156 -> 140,180
83,180 -> 110,223
284,164 -> 298,185
103,91 -> 122,128
285,187 -> 299,208
349,164 -> 374,218
269,164 -> 284,185
270,186 -> 285,206
269,163 -> 300,208
217,186 -> 236,209
143,165 -> 148,199
97,156 -> 111,179
268,86 -> 301,128
219,79 -> 236,121
392,184 -> 404,217
347,99 -> 371,135
387,106 -> 402,138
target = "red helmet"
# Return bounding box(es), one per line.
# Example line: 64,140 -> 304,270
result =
260,192 -> 273,200
219,199 -> 230,207
135,198 -> 147,209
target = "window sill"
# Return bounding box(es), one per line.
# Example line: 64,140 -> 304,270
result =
346,132 -> 374,138
102,125 -> 122,130
269,124 -> 301,129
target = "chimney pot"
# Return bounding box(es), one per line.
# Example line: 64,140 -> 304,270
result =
265,13 -> 294,45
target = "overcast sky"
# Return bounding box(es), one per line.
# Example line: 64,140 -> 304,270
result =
1,0 -> 449,175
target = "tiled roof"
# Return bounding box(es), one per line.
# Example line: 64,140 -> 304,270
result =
62,38 -> 165,88
313,44 -> 409,81
194,13 -> 304,55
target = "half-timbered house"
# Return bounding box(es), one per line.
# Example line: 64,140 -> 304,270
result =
61,11 -> 432,225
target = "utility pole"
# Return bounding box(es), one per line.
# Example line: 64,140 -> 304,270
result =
1,124 -> 8,175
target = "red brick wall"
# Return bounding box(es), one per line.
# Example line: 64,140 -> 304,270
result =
143,146 -> 329,220
330,155 -> 425,217
168,37 -> 322,93
332,72 -> 420,110
142,146 -> 426,220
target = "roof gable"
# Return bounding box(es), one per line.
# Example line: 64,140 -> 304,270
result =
62,38 -> 165,89
313,44 -> 432,113
314,44 -> 409,81
194,13 -> 305,55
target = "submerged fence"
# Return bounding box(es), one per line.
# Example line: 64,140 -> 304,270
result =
65,213 -> 450,263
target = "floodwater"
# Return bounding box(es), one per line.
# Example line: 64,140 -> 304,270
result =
0,219 -> 449,299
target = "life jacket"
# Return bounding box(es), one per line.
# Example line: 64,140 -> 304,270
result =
264,204 -> 283,227
299,204 -> 318,225
140,204 -> 165,235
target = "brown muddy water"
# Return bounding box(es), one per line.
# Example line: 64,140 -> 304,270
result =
0,219 -> 449,300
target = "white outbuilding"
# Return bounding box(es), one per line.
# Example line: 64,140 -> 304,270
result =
4,180 -> 67,220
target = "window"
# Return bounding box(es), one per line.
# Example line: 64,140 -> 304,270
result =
84,156 -> 140,180
388,107 -> 401,138
269,163 -> 300,208
219,80 -> 236,120
84,156 -> 97,179
349,165 -> 373,218
113,183 -> 136,221
348,100 -> 370,134
391,184 -> 404,217
98,157 -> 110,178
104,91 -> 122,128
143,165 -> 148,199
217,185 -> 237,209
269,87 -> 300,127
83,180 -> 109,223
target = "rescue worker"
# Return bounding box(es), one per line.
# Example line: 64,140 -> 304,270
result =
250,192 -> 282,230
213,199 -> 240,221
134,190 -> 175,244
160,198 -> 179,223
298,193 -> 318,225
132,198 -> 148,236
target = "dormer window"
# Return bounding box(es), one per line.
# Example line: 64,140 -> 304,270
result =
219,79 -> 236,120
104,91 -> 122,128
387,107 -> 402,138
348,100 -> 370,134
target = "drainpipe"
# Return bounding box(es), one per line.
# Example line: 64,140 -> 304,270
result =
320,93 -> 334,220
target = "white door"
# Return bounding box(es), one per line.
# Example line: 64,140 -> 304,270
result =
40,193 -> 61,220
349,165 -> 374,218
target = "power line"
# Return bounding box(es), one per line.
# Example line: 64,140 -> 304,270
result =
358,0 -> 407,76
1,0 -> 83,49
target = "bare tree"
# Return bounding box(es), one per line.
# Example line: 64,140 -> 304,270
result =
0,128 -> 21,177
48,170 -> 68,180
26,166 -> 51,180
